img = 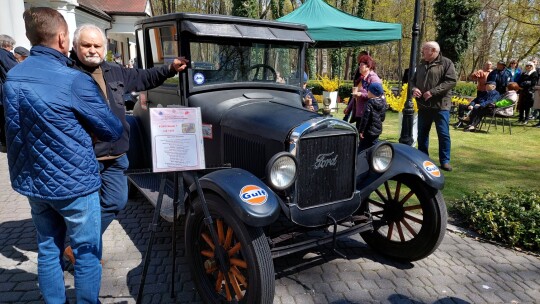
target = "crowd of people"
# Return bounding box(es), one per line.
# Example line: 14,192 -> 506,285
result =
457,58 -> 540,130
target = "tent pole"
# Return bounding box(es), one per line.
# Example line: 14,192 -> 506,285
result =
337,46 -> 342,112
399,0 -> 421,146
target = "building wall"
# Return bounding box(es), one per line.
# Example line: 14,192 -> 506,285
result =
25,0 -> 79,46
0,0 -> 31,49
1,0 -> 146,66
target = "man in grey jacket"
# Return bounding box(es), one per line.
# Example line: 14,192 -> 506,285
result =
412,41 -> 457,171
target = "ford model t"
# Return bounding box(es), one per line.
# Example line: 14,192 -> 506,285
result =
127,13 -> 447,303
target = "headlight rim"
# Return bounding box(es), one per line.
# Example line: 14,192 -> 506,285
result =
265,152 -> 298,191
368,141 -> 394,173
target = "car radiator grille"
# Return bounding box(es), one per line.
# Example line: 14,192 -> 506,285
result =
224,133 -> 266,177
296,134 -> 356,209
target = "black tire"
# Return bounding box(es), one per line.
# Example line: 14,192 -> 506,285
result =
360,175 -> 447,261
185,194 -> 275,303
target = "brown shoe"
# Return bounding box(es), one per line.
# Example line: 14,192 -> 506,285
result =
440,163 -> 453,172
64,246 -> 75,265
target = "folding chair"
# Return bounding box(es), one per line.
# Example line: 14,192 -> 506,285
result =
486,105 -> 514,134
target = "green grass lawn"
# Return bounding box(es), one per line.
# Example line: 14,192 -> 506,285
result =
332,103 -> 540,210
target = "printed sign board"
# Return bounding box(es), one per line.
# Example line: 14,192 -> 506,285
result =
150,107 -> 206,172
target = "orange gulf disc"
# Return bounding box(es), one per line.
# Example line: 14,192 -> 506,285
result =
239,185 -> 268,205
423,161 -> 441,177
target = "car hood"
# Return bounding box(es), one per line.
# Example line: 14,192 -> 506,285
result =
221,98 -> 320,143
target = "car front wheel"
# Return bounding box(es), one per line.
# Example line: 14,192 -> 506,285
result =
360,175 -> 447,261
185,194 -> 275,303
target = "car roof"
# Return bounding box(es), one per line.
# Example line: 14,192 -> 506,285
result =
136,13 -> 314,43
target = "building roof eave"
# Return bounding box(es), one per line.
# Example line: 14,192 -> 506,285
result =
76,5 -> 112,21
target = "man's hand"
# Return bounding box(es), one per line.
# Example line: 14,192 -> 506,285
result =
412,88 -> 422,98
423,91 -> 433,100
304,95 -> 312,106
171,57 -> 189,73
359,132 -> 364,139
467,105 -> 473,110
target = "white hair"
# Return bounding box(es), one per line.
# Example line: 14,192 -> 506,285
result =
424,41 -> 440,53
0,34 -> 15,49
73,24 -> 107,53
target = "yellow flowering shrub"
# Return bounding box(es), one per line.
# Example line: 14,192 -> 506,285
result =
452,95 -> 470,105
383,81 -> 417,112
316,75 -> 340,92
382,81 -> 471,112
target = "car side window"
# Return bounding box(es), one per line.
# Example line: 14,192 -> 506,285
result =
147,26 -> 178,67
147,25 -> 178,85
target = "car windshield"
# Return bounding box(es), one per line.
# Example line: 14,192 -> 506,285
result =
189,41 -> 302,87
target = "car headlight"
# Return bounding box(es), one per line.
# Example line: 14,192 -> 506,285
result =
266,152 -> 297,190
369,142 -> 393,173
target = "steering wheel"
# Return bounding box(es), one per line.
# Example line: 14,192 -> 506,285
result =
248,64 -> 277,81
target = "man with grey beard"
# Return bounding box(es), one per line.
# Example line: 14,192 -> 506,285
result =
65,23 -> 188,263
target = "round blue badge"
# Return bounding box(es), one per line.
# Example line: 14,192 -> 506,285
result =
193,73 -> 205,85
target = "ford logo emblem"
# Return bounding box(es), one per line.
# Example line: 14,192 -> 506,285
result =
314,152 -> 338,169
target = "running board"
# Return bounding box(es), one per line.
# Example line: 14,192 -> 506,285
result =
128,173 -> 184,222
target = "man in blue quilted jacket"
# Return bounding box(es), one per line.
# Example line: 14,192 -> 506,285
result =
68,24 -> 188,260
2,7 -> 123,303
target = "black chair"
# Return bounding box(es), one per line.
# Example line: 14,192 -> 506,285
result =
485,104 -> 515,134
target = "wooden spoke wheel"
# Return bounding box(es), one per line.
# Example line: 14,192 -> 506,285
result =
360,175 -> 447,261
185,194 -> 274,303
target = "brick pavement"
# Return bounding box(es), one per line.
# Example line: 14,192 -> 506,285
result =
1,153 -> 539,303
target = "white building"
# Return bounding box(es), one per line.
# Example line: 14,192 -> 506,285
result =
0,0 -> 152,65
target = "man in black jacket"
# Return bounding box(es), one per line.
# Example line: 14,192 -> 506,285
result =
66,24 -> 188,262
0,34 -> 18,152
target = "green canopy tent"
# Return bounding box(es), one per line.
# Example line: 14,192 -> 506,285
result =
277,0 -> 402,48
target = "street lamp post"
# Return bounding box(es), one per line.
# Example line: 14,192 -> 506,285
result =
399,0 -> 422,145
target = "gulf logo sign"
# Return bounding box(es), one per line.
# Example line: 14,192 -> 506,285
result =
239,185 -> 268,205
423,161 -> 441,177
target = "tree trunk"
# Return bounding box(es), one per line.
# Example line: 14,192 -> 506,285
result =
344,49 -> 352,80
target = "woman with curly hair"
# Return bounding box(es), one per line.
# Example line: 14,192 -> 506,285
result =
344,55 -> 382,129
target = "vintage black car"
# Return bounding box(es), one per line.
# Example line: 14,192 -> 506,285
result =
127,13 -> 447,303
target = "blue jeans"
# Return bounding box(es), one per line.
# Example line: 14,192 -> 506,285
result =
98,155 -> 129,235
29,191 -> 102,304
417,109 -> 451,165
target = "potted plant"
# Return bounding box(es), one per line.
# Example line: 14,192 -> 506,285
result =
316,75 -> 340,112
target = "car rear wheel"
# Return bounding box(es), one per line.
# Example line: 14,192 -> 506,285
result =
360,175 -> 447,261
185,194 -> 274,303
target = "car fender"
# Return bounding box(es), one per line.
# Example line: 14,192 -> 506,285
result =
357,143 -> 445,201
192,168 -> 281,227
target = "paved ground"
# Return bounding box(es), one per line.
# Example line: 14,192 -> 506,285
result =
1,153 -> 539,304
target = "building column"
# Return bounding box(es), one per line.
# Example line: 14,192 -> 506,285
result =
0,0 -> 30,49
25,0 -> 79,44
